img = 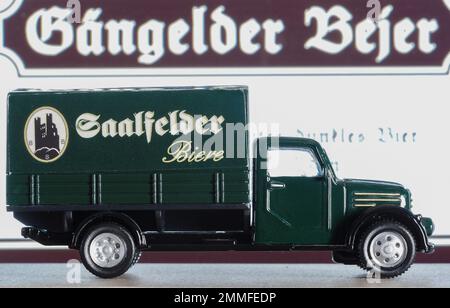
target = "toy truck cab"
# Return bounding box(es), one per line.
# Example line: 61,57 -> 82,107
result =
6,87 -> 434,279
254,136 -> 434,277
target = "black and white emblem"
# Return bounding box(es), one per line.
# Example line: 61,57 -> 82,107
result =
25,107 -> 68,162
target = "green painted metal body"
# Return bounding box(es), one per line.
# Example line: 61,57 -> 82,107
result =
254,137 -> 427,247
7,87 -> 250,207
6,87 -> 434,250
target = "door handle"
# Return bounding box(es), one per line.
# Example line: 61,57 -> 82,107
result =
269,181 -> 286,190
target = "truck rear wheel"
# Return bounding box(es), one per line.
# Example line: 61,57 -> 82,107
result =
80,223 -> 137,279
357,220 -> 416,279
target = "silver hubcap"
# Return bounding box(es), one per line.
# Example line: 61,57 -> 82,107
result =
369,231 -> 407,269
89,233 -> 126,268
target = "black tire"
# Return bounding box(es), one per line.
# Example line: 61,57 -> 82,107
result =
80,223 -> 137,279
357,220 -> 416,279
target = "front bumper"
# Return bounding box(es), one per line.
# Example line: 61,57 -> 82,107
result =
420,216 -> 435,237
416,215 -> 435,254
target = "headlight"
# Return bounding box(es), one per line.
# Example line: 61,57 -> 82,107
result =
407,189 -> 413,209
400,195 -> 407,207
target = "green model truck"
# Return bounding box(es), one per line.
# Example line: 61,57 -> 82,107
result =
6,86 -> 434,279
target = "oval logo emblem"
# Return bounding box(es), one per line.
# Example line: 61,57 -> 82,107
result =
24,107 -> 69,163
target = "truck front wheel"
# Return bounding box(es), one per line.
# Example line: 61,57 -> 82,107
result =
80,223 -> 137,279
357,220 -> 416,279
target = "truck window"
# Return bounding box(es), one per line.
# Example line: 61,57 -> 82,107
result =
267,148 -> 322,178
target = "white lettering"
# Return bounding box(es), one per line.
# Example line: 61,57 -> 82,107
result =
77,8 -> 105,56
192,6 -> 209,55
240,19 -> 261,55
356,19 -> 377,54
76,111 -> 225,144
210,6 -> 237,55
394,18 -> 416,54
26,5 -> 284,64
76,113 -> 101,138
26,4 -> 438,66
118,118 -> 134,137
417,19 -> 439,53
262,20 -> 285,54
305,6 -> 353,54
102,119 -> 118,137
375,6 -> 394,63
137,20 -> 166,65
307,5 -> 440,63
26,7 -> 74,56
105,20 -> 137,55
168,19 -> 190,55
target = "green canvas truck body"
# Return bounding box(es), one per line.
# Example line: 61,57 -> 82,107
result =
6,86 -> 434,279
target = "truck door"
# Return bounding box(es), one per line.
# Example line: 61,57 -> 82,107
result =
255,142 -> 330,245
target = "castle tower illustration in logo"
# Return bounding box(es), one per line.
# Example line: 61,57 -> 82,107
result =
33,113 -> 60,160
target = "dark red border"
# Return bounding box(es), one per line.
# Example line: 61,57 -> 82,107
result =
0,248 -> 449,263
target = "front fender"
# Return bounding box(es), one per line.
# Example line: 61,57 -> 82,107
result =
346,206 -> 434,253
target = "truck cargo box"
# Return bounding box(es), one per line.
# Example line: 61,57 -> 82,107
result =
7,86 -> 250,209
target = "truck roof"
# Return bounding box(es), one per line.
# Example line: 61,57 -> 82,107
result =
10,85 -> 248,95
259,136 -> 323,148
